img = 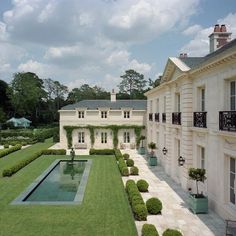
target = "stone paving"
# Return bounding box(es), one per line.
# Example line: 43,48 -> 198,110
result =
121,149 -> 225,236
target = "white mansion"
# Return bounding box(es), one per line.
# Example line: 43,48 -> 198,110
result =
145,24 -> 236,220
59,24 -> 236,220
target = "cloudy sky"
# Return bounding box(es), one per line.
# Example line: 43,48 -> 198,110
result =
0,0 -> 236,90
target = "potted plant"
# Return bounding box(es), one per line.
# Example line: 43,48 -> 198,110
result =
138,135 -> 146,154
188,168 -> 208,214
148,142 -> 157,166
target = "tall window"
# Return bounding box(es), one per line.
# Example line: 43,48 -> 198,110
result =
101,132 -> 107,143
200,147 -> 205,169
124,111 -> 130,118
78,111 -> 84,118
101,111 -> 107,118
124,132 -> 130,143
230,81 -> 236,110
176,93 -> 180,112
156,98 -> 159,113
229,157 -> 236,205
163,96 -> 166,113
201,88 -> 205,111
78,132 -> 85,143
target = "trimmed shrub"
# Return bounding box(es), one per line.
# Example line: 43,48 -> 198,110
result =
123,153 -> 130,160
125,179 -> 147,221
162,229 -> 183,236
2,151 -> 43,177
114,149 -> 122,160
126,158 -> 134,167
142,224 -> 159,236
121,167 -> 129,176
130,166 -> 139,175
89,149 -> 114,155
42,149 -> 66,155
137,179 -> 149,192
146,197 -> 162,214
132,204 -> 148,221
0,144 -> 22,158
4,144 -> 9,149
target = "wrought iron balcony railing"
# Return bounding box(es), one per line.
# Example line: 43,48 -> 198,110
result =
193,112 -> 207,128
162,113 -> 166,123
155,113 -> 159,122
149,113 -> 153,121
172,112 -> 181,125
219,111 -> 236,132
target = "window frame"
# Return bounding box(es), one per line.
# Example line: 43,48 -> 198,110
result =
124,111 -> 130,119
123,131 -> 130,143
230,80 -> 236,111
78,132 -> 85,143
101,132 -> 107,143
101,111 -> 108,119
78,111 -> 85,119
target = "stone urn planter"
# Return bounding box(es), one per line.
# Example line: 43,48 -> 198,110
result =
188,168 -> 208,214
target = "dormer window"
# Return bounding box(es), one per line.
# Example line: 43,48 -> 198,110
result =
101,111 -> 107,118
124,111 -> 130,118
78,111 -> 84,118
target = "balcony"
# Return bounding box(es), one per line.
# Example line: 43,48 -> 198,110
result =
155,113 -> 159,122
193,112 -> 207,128
149,113 -> 153,121
219,111 -> 236,132
162,113 -> 166,123
172,112 -> 181,125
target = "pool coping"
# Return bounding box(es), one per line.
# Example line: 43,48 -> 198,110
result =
11,159 -> 92,205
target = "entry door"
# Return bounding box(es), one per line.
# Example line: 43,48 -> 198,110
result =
230,157 -> 236,207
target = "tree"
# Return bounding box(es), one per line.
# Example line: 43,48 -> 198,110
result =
118,70 -> 147,99
67,84 -> 109,103
0,107 -> 6,123
8,72 -> 46,122
0,80 -> 12,116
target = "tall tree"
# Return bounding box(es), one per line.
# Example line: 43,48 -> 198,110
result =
118,69 -> 147,99
0,80 -> 12,115
67,84 -> 109,103
8,72 -> 46,122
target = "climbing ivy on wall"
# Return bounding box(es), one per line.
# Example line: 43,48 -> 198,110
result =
64,125 -> 145,148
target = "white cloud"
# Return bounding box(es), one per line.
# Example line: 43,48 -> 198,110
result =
180,13 -> 236,56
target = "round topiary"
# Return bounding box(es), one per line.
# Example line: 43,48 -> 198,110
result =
137,179 -> 149,192
146,197 -> 162,214
141,224 -> 159,236
162,229 -> 183,236
126,158 -> 134,167
121,167 -> 129,176
4,144 -> 9,149
130,166 -> 139,175
123,153 -> 130,160
132,204 -> 148,221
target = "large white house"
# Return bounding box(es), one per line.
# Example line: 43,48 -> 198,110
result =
59,91 -> 146,150
145,24 -> 236,220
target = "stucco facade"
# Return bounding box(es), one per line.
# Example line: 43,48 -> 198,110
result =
59,96 -> 146,149
145,37 -> 236,220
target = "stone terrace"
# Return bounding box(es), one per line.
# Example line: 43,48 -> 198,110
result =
121,150 -> 225,236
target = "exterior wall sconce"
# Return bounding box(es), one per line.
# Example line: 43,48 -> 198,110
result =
178,156 -> 185,166
162,147 -> 168,155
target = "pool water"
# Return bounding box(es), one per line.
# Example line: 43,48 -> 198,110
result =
24,161 -> 86,202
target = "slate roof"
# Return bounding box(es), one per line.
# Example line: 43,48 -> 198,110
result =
61,100 -> 147,110
178,38 -> 236,70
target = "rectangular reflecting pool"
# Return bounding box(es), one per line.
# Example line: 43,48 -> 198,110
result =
12,159 -> 92,205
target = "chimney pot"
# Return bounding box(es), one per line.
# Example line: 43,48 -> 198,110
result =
220,24 -> 227,32
214,24 -> 220,32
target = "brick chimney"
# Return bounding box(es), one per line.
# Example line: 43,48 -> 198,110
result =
209,24 -> 232,53
179,53 -> 188,58
110,89 -> 116,102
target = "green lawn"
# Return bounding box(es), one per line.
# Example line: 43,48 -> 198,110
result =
0,153 -> 137,236
0,138 -> 54,175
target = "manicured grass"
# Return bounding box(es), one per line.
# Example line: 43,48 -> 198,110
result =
0,138 -> 53,175
0,154 -> 137,236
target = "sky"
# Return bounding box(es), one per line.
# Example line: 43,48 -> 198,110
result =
0,0 -> 236,91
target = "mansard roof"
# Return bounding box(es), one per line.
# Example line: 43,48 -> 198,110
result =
60,100 -> 147,110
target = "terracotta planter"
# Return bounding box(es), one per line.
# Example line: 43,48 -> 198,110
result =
189,194 -> 208,214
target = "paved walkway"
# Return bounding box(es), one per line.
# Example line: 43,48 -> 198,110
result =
121,150 -> 225,236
